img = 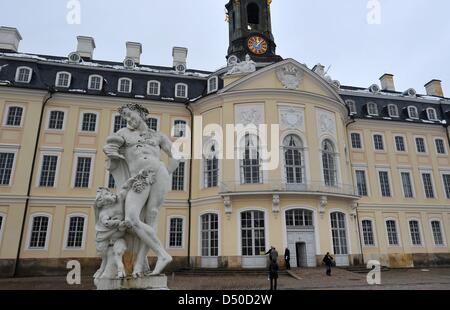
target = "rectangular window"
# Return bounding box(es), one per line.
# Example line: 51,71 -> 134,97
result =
421,173 -> 435,199
81,113 -> 97,132
395,136 -> 406,152
176,84 -> 188,98
401,172 -> 414,198
146,118 -> 158,131
48,111 -> 65,130
39,155 -> 58,187
351,133 -> 362,149
442,174 -> 450,199
386,220 -> 399,246
29,216 -> 49,249
173,120 -> 187,138
89,76 -> 102,90
435,139 -> 446,155
74,157 -> 91,188
172,162 -> 185,191
66,217 -> 85,248
362,220 -> 375,246
0,152 -> 15,185
409,221 -> 422,246
204,158 -> 219,188
113,115 -> 127,133
373,135 -> 384,151
6,106 -> 23,126
379,171 -> 391,197
416,137 -> 426,153
169,218 -> 183,248
355,170 -> 368,196
431,221 -> 444,246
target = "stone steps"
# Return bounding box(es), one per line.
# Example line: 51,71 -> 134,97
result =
173,268 -> 289,276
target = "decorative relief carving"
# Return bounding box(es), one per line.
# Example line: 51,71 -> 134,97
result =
279,106 -> 305,131
316,109 -> 337,137
224,196 -> 232,215
319,195 -> 328,219
235,105 -> 264,126
272,195 -> 280,214
276,64 -> 303,90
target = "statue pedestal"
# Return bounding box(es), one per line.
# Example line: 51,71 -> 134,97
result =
95,275 -> 168,290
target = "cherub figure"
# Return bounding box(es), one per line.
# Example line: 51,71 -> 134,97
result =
93,187 -> 128,279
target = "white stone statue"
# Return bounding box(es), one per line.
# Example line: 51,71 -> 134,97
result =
226,54 -> 256,75
96,103 -> 179,283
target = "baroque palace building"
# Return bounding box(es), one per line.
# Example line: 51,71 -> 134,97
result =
1,0 -> 450,276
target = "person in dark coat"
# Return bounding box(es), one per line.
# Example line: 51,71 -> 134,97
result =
265,246 -> 279,263
284,248 -> 291,270
269,260 -> 279,290
323,252 -> 334,276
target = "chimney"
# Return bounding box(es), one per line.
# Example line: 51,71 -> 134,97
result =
379,73 -> 395,91
172,47 -> 188,69
0,27 -> 22,52
126,42 -> 142,64
424,80 -> 444,97
77,36 -> 96,60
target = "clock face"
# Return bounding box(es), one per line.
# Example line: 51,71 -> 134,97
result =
247,36 -> 268,55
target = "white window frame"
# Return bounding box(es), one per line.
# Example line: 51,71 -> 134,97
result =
388,104 -> 399,118
147,80 -> 161,96
434,137 -> 448,156
15,66 -> 33,83
0,212 -> 6,246
171,118 -> 189,138
367,102 -> 379,116
350,131 -> 364,151
166,215 -> 186,249
175,83 -> 188,98
146,115 -> 160,132
118,77 -> 132,93
407,218 -> 424,247
207,76 -> 219,94
346,100 -> 357,115
384,218 -> 401,247
398,168 -> 415,199
360,218 -> 377,247
26,213 -> 52,251
419,169 -> 436,199
439,170 -> 450,200
45,108 -> 67,131
408,106 -> 419,119
36,150 -> 62,188
71,151 -> 96,189
201,140 -> 221,189
238,208 -> 269,257
198,210 -> 221,257
110,112 -> 127,134
63,213 -> 88,250
55,71 -> 72,88
429,219 -> 447,247
377,167 -> 393,198
3,103 -> 26,128
88,74 -> 103,90
372,133 -> 386,152
0,144 -> 20,187
414,136 -> 428,155
79,111 -> 100,133
353,167 -> 370,197
393,134 -> 407,153
427,108 -> 438,121
171,161 -> 187,192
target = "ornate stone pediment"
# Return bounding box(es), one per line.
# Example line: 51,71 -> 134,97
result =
276,64 -> 303,90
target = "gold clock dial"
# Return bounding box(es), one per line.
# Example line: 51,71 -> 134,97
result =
247,36 -> 268,55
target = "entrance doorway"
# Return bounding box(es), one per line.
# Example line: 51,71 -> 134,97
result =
296,242 -> 307,267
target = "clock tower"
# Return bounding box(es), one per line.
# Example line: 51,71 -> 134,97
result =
226,0 -> 282,63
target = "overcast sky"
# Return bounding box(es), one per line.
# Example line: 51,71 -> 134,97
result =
1,0 -> 449,95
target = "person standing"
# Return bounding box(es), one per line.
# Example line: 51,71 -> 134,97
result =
323,252 -> 334,276
284,247 -> 291,270
265,246 -> 279,263
269,260 -> 279,290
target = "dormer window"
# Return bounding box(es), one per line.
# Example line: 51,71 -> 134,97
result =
367,102 -> 379,116
408,106 -> 419,119
175,83 -> 188,98
15,66 -> 33,83
388,104 -> 399,118
118,78 -> 132,93
346,100 -> 357,115
427,108 -> 438,121
55,72 -> 71,88
147,80 -> 161,96
88,75 -> 103,90
208,76 -> 218,94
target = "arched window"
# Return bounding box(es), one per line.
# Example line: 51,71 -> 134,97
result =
330,212 -> 348,255
118,78 -> 132,93
207,76 -> 218,94
241,210 -> 265,256
285,209 -> 313,227
367,102 -> 379,116
201,213 -> 219,257
427,108 -> 438,121
88,75 -> 103,90
322,140 -> 337,186
408,106 -> 419,119
247,3 -> 260,25
388,104 -> 399,117
204,143 -> 219,188
283,135 -> 304,184
15,66 -> 33,83
55,72 -> 71,88
240,134 -> 262,184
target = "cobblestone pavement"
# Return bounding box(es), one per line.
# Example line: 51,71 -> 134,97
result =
0,268 -> 449,290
